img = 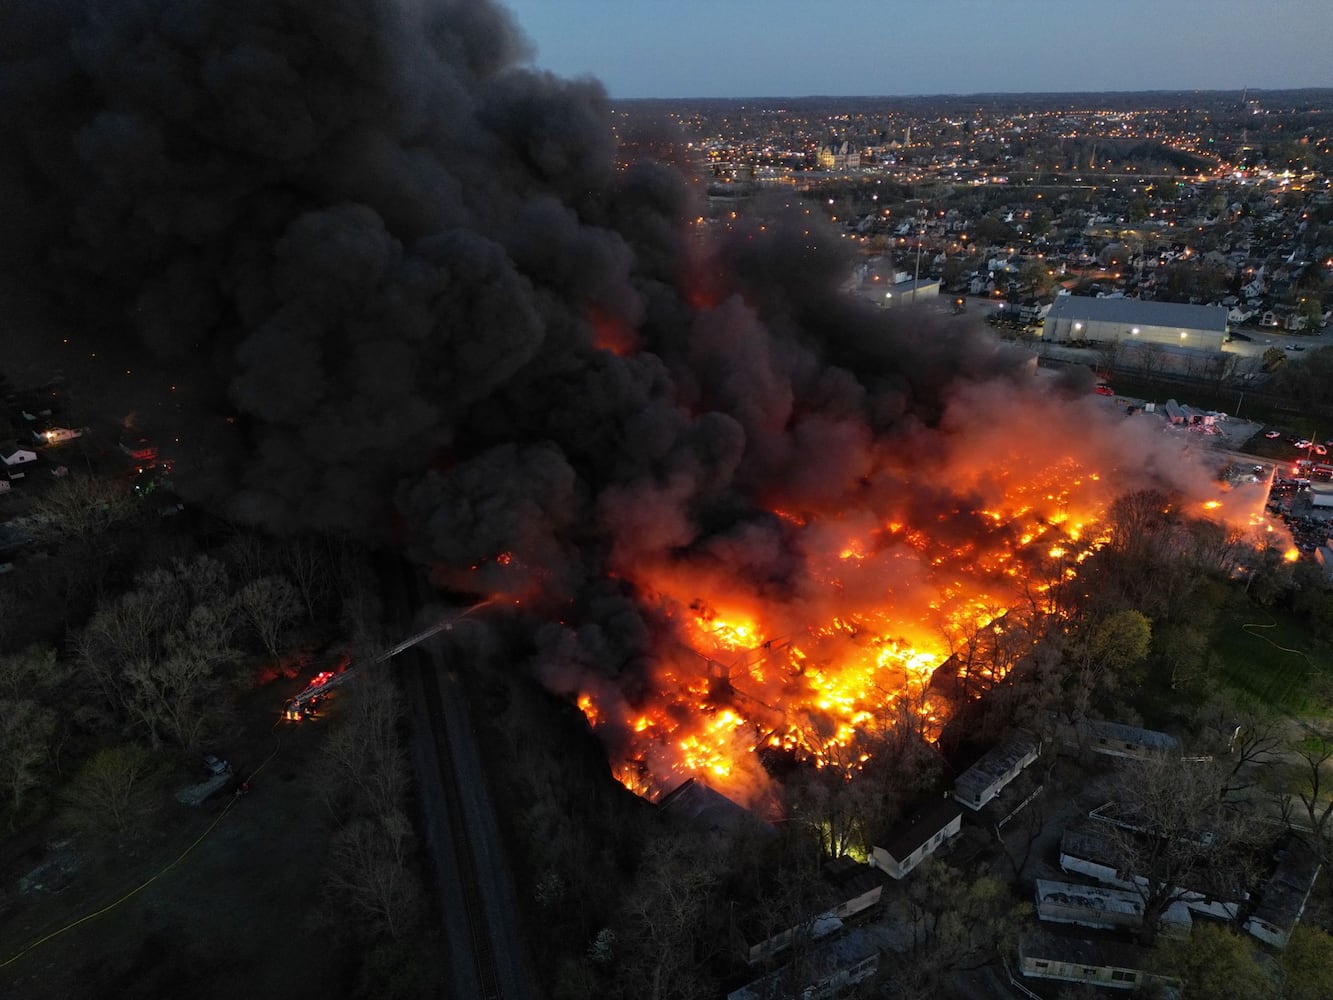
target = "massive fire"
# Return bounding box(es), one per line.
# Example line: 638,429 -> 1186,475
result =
573,382 -> 1282,805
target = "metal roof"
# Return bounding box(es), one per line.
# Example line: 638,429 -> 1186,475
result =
1047,296 -> 1228,333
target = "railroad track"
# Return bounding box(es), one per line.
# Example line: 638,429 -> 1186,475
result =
418,659 -> 504,1000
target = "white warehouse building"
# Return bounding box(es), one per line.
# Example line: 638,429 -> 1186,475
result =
1043,297 -> 1229,352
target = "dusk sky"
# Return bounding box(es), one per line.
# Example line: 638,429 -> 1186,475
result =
502,0 -> 1332,100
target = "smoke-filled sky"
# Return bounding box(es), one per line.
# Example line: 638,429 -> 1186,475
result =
503,0 -> 1333,99
1,0 -> 1251,789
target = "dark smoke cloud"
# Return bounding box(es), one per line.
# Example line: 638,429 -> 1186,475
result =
2,0 -> 1140,735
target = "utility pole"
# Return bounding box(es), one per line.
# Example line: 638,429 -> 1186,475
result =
913,228 -> 924,303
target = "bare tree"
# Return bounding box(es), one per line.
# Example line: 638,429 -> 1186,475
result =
1293,732 -> 1333,849
30,472 -> 136,541
172,554 -> 232,610
1098,755 -> 1256,939
1093,339 -> 1125,379
1129,340 -> 1168,378
279,535 -> 334,622
76,586 -> 183,718
324,810 -> 421,939
319,671 -> 408,820
1204,351 -> 1242,391
611,833 -> 724,1000
74,558 -> 242,750
221,528 -> 274,584
233,575 -> 302,658
64,743 -> 157,834
121,647 -> 227,750
0,699 -> 56,823
992,785 -> 1049,879
0,644 -> 64,700
1191,700 -> 1283,802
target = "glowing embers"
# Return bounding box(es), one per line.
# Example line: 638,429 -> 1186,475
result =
580,437 -> 1287,802
579,605 -> 954,802
584,481 -> 1114,800
690,605 -> 760,652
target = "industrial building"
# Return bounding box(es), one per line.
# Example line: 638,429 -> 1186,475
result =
879,276 -> 940,308
1042,296 -> 1229,352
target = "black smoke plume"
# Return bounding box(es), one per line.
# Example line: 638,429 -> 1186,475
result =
0,0 -> 1211,770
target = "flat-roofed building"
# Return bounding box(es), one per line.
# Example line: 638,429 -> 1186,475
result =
1043,296 -> 1228,352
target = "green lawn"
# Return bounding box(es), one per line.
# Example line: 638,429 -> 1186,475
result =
1211,600 -> 1332,715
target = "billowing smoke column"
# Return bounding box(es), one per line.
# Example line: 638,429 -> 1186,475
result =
0,0 -> 1246,801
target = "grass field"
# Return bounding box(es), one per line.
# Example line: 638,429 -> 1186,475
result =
1211,598 -> 1333,715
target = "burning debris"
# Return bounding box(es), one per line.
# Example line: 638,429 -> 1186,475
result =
0,0 -> 1288,808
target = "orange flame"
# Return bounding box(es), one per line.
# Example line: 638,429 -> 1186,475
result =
576,385 -> 1287,804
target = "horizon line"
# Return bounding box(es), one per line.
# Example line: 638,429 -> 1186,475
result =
601,85 -> 1333,103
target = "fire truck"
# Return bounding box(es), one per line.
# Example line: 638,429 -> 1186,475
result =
281,600 -> 493,721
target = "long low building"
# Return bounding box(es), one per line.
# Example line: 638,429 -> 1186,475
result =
953,732 -> 1040,811
1042,296 -> 1228,352
1035,878 -> 1193,935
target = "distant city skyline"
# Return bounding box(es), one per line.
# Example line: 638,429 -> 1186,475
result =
502,0 -> 1332,100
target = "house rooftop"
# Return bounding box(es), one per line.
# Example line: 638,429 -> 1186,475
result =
1081,719 -> 1180,752
1020,925 -> 1149,972
879,797 -> 963,862
727,926 -> 880,1000
658,778 -> 769,835
1035,878 -> 1144,920
822,854 -> 884,896
731,857 -> 882,944
1060,825 -> 1249,902
953,732 -> 1040,804
1250,835 -> 1322,934
1060,827 -> 1115,865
